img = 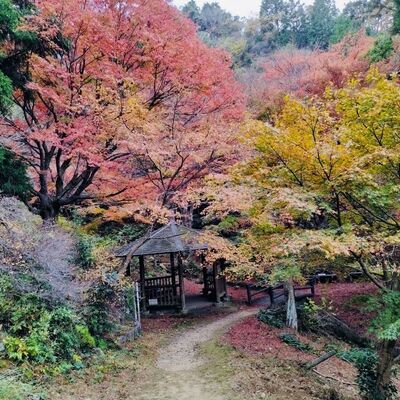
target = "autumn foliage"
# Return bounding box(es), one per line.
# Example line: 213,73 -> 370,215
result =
0,0 -> 244,218
261,31 -> 373,108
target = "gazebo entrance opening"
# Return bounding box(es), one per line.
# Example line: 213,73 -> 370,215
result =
116,220 -> 228,313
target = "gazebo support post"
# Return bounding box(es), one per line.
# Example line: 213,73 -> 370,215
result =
178,253 -> 186,312
221,259 -> 228,301
213,262 -> 221,304
170,253 -> 177,297
139,255 -> 147,313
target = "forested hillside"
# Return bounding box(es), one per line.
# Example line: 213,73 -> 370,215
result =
0,0 -> 400,399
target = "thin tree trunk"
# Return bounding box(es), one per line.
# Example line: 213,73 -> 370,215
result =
286,280 -> 298,331
375,339 -> 397,399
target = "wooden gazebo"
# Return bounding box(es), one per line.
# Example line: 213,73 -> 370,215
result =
116,220 -> 227,313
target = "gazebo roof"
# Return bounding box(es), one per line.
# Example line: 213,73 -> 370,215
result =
116,220 -> 208,257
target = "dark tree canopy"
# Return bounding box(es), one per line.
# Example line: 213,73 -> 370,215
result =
307,0 -> 338,49
0,146 -> 32,200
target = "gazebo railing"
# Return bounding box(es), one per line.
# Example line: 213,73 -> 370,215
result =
143,275 -> 181,308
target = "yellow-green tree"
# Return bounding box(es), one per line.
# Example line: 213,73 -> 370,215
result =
241,70 -> 400,399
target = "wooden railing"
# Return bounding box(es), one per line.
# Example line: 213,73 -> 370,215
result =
246,277 -> 316,305
143,275 -> 181,308
246,285 -> 271,305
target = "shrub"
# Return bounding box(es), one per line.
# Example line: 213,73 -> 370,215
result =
76,233 -> 99,269
258,307 -> 285,328
298,298 -> 322,331
339,348 -> 397,400
278,332 -> 315,353
0,271 -> 96,366
367,35 -> 393,63
217,215 -> 240,236
0,146 -> 32,201
84,283 -> 115,337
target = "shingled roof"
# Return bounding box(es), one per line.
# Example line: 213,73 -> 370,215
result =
115,220 -> 208,257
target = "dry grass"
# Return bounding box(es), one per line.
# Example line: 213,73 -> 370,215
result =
201,338 -> 360,400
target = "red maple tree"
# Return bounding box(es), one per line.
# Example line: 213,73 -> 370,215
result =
0,0 -> 244,218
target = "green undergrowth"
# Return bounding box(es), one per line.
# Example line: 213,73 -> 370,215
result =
258,307 -> 285,328
0,269 -> 119,392
257,299 -> 397,400
278,333 -> 316,354
257,299 -> 322,331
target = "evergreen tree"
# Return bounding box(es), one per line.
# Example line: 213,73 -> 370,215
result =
182,0 -> 200,24
393,0 -> 400,34
0,0 -> 41,118
257,0 -> 308,52
0,0 -> 19,113
182,1 -> 243,49
307,0 -> 338,49
0,147 -> 32,200
331,14 -> 357,44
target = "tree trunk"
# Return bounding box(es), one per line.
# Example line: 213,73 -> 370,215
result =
375,339 -> 397,400
38,194 -> 59,220
286,280 -> 298,331
179,204 -> 194,227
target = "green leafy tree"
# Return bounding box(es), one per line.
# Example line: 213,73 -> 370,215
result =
259,0 -> 307,50
0,146 -> 32,200
0,0 -> 19,112
198,2 -> 243,45
182,1 -> 245,65
241,71 -> 400,398
0,0 -> 40,117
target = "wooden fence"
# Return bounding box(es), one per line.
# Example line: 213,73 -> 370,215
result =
246,277 -> 316,305
143,275 -> 181,308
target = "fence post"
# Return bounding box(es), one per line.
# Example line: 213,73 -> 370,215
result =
310,277 -> 316,297
246,284 -> 252,305
268,286 -> 274,304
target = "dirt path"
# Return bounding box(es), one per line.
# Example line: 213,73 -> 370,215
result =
136,309 -> 256,400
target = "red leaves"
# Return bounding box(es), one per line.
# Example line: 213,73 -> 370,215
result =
261,31 -> 373,107
1,0 -> 244,214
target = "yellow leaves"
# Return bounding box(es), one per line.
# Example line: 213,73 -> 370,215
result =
335,70 -> 400,189
245,96 -> 350,193
125,95 -> 148,124
199,229 -> 262,280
